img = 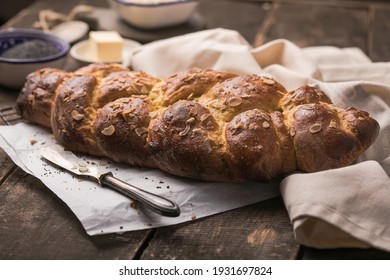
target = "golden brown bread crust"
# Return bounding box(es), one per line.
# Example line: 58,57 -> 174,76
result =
16,63 -> 380,182
96,96 -> 156,167
16,68 -> 69,128
226,109 -> 289,181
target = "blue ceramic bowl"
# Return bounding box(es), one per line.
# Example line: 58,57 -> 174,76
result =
0,28 -> 70,89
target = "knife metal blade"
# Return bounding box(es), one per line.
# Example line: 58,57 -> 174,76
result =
40,144 -> 180,217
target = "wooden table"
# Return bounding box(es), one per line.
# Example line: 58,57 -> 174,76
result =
1,0 -> 389,260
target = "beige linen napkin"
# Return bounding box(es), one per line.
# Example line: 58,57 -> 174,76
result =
128,28 -> 390,251
281,161 -> 390,250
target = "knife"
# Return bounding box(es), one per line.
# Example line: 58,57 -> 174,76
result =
40,144 -> 180,217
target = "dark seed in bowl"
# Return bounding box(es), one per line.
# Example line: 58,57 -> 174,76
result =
1,39 -> 60,59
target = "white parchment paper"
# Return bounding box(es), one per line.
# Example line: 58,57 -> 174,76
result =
0,123 -> 279,235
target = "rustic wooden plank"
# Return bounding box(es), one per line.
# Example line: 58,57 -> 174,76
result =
255,2 -> 369,50
141,197 -> 300,259
1,0 -> 108,30
0,168 -> 151,259
0,88 -> 19,107
302,247 -> 390,259
198,0 -> 270,44
368,6 -> 390,62
0,150 -> 15,184
0,91 -> 18,183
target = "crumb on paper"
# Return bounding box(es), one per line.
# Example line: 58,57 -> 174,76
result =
30,139 -> 38,145
191,213 -> 197,220
130,201 -> 137,209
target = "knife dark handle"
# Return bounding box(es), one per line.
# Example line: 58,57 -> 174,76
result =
99,173 -> 180,217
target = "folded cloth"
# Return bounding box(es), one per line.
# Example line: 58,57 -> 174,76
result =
281,160 -> 390,251
128,28 -> 390,251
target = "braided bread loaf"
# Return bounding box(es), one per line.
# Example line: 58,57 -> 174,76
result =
16,63 -> 380,182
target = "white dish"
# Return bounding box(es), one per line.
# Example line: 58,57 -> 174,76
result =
50,21 -> 89,44
70,38 -> 141,64
108,0 -> 199,29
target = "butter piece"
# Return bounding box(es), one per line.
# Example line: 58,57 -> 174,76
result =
89,31 -> 123,62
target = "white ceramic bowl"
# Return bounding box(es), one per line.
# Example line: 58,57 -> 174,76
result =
0,28 -> 69,89
108,0 -> 199,29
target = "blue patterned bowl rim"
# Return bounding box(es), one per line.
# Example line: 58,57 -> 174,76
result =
0,28 -> 70,64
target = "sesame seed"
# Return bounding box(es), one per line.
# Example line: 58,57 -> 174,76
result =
329,120 -> 338,128
261,113 -> 271,121
192,128 -> 203,137
301,104 -> 316,110
309,123 -> 322,133
186,117 -> 196,124
71,110 -> 84,121
228,97 -> 243,107
135,127 -> 148,137
263,78 -> 275,85
149,111 -> 158,119
101,125 -> 115,136
345,114 -> 356,122
200,113 -> 211,122
262,121 -> 270,128
179,125 -> 191,136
